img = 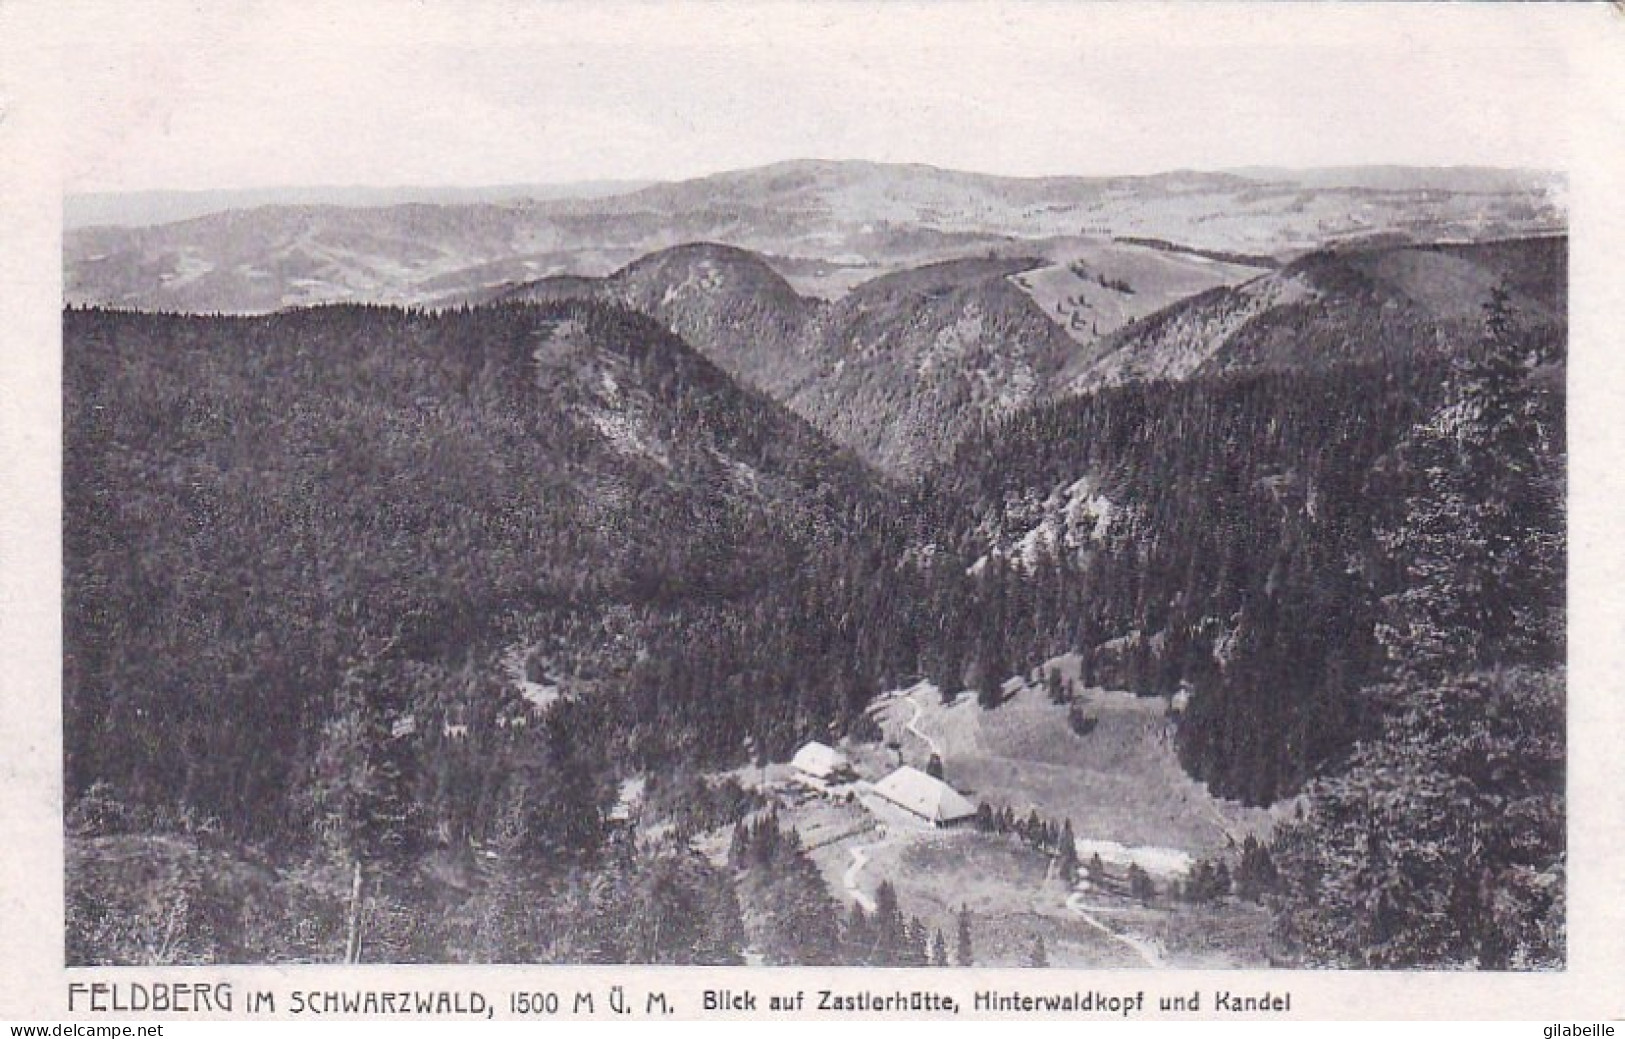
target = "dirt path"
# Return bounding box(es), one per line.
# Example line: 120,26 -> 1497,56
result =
904,690 -> 943,758
844,837 -> 886,913
1065,890 -> 1166,967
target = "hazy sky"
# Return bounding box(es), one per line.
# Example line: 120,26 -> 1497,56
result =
55,0 -> 1585,193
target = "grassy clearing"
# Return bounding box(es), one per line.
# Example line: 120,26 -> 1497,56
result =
1010,239 -> 1265,349
738,664 -> 1291,968
877,830 -> 1144,968
1133,899 -> 1278,969
872,668 -> 1278,859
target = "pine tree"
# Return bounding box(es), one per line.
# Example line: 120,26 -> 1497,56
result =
931,928 -> 949,966
1127,862 -> 1156,901
975,802 -> 994,831
1375,284 -> 1563,679
1057,819 -> 1080,885
1235,835 -> 1278,902
307,648 -> 415,875
874,881 -> 904,965
907,916 -> 930,966
695,872 -> 748,966
955,904 -> 974,966
1271,668 -> 1564,969
844,902 -> 873,966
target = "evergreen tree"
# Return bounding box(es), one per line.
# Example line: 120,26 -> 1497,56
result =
1087,852 -> 1106,883
1023,809 -> 1044,847
955,904 -> 974,967
844,902 -> 873,965
1213,860 -> 1232,899
1127,862 -> 1156,901
975,802 -> 994,832
1376,285 -> 1563,679
1057,819 -> 1080,885
906,917 -> 930,966
1272,668 -> 1563,969
931,928 -> 949,967
1235,835 -> 1278,902
307,647 -> 416,873
874,881 -> 905,965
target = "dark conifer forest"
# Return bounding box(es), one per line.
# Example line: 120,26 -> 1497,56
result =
63,234 -> 1565,968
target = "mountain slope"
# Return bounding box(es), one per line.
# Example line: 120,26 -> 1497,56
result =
502,249 -> 1084,475
1071,236 -> 1566,393
791,257 -> 1082,474
63,300 -> 881,831
503,243 -> 824,399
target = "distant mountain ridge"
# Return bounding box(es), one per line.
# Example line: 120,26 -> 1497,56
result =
64,180 -> 656,229
1222,165 -> 1560,195
64,159 -> 1565,314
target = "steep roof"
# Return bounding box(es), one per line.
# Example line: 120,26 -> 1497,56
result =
873,765 -> 975,823
790,740 -> 850,779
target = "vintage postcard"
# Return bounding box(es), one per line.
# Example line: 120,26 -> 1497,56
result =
2,0 -> 1623,1024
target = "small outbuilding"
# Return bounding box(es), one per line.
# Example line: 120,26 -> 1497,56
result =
791,740 -> 854,789
872,765 -> 976,827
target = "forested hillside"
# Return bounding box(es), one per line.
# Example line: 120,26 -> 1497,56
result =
911,284 -> 1565,965
920,278 -> 1562,804
63,301 -> 910,840
504,248 -> 1087,475
1073,236 -> 1565,392
63,239 -> 1565,967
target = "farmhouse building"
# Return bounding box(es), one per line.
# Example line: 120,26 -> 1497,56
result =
790,740 -> 854,789
873,765 -> 976,827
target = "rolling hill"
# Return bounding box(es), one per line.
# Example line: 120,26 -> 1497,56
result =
505,243 -> 824,399
1006,239 -> 1267,354
64,160 -> 1565,314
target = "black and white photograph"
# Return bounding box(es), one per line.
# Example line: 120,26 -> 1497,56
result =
7,0 -> 1612,1000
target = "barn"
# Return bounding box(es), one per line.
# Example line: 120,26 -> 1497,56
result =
872,765 -> 976,827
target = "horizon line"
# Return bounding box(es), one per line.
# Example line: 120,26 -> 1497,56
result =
65,157 -> 1567,201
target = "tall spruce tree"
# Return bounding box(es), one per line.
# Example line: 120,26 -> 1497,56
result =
1375,285 -> 1563,678
955,904 -> 974,966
